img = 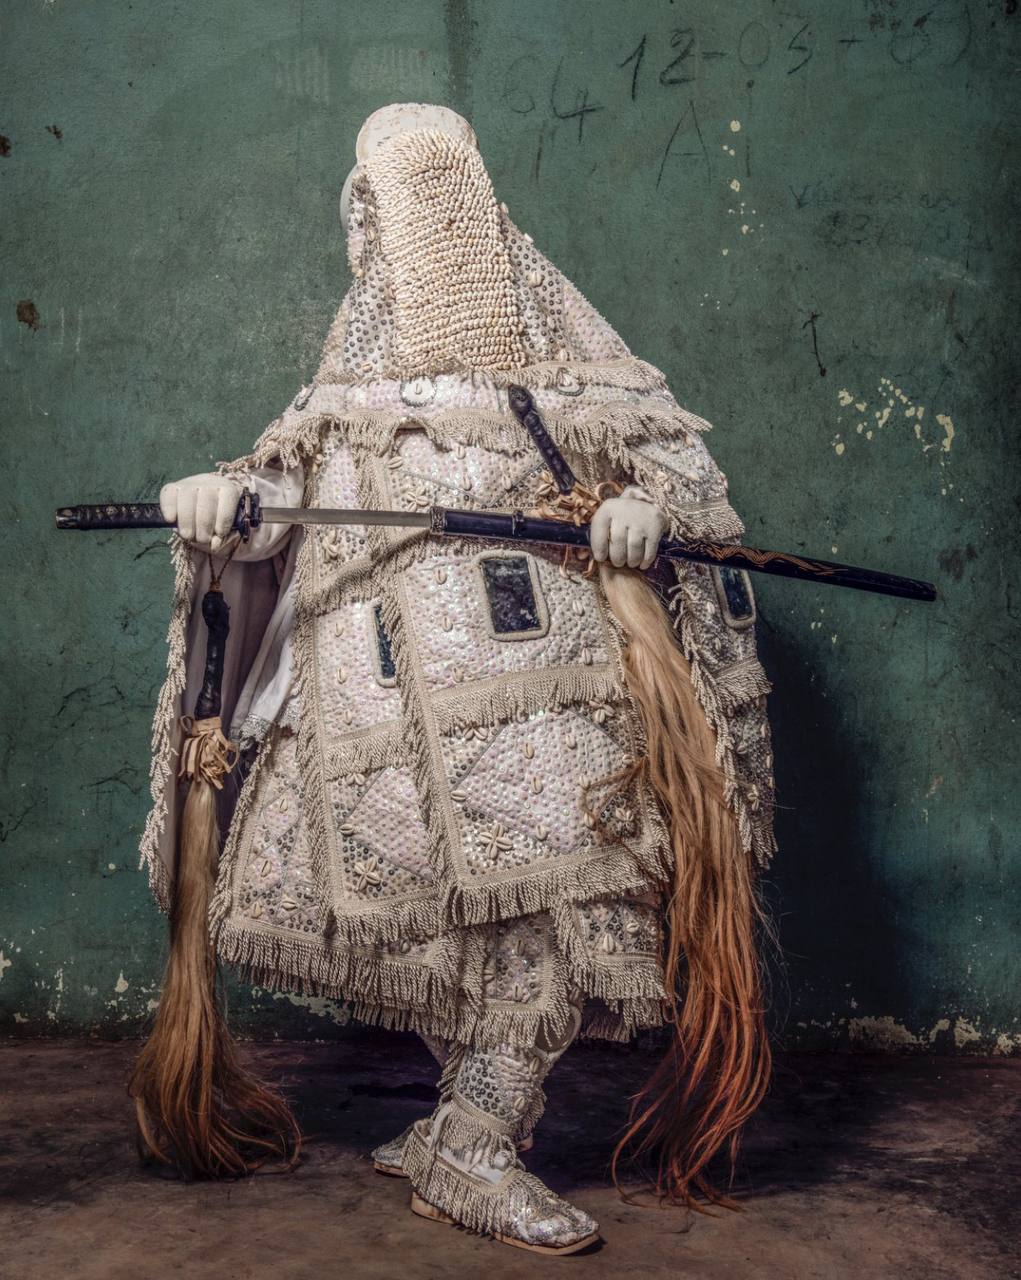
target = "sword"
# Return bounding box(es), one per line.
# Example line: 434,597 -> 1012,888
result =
54,490 -> 936,602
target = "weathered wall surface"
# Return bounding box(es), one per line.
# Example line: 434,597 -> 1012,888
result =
1,1 -> 1017,1050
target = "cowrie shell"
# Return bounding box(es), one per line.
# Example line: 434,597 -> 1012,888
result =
400,376 -> 435,406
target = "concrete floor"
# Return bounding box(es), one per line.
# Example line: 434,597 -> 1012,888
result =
0,1035 -> 1017,1280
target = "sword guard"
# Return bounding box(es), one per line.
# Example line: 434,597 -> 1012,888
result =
231,490 -> 262,542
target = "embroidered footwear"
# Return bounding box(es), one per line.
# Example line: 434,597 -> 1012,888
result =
372,1124 -> 415,1176
372,1123 -> 533,1177
403,1037 -> 599,1254
405,1115 -> 599,1255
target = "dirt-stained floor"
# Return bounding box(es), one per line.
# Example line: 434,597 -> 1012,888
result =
0,1034 -> 1017,1280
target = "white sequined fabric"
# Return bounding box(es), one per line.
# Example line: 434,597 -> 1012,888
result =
144,124 -> 775,1051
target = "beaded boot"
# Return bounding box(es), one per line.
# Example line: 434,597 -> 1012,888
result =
371,996 -> 580,1177
402,1038 -> 599,1255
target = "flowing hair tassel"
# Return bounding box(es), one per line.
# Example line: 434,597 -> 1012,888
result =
599,565 -> 771,1209
129,574 -> 302,1178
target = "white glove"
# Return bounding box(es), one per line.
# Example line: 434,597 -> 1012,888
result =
589,485 -> 669,571
159,472 -> 243,552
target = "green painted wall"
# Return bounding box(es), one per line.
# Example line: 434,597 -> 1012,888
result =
2,1 -> 1017,1050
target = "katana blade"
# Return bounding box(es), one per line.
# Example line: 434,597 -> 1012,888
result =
262,507 -> 431,528
55,498 -> 937,601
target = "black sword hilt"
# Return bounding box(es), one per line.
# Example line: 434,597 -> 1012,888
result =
55,491 -> 263,541
507,385 -> 578,495
194,587 -> 231,719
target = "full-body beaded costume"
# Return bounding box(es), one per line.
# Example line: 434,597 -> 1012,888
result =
140,108 -> 776,1251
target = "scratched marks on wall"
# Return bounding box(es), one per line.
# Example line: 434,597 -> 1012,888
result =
497,6 -> 974,192
832,380 -> 958,495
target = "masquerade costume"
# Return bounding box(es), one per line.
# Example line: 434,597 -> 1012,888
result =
140,106 -> 775,1251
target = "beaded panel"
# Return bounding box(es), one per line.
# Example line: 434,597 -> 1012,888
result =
455,1042 -> 545,1127
402,550 -> 608,692
559,273 -> 633,364
574,898 -> 662,961
630,433 -> 730,509
313,601 -> 402,735
329,763 -> 435,905
481,915 -> 550,1007
441,704 -> 636,873
234,734 -> 320,937
299,376 -> 677,421
390,429 -> 540,514
725,699 -> 775,828
311,432 -> 370,566
503,223 -> 567,364
340,207 -> 395,379
675,563 -> 762,674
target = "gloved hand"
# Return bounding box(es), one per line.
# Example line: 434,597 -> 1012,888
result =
589,485 -> 669,570
159,473 -> 243,552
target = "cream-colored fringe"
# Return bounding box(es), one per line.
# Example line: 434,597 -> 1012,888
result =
219,398 -> 703,479
137,535 -> 194,912
666,578 -> 777,867
402,1120 -> 530,1240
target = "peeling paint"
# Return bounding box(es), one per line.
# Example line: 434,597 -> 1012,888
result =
833,379 -> 958,491
841,1015 -> 1019,1054
849,1015 -> 924,1049
269,991 -> 351,1026
114,972 -> 129,994
936,412 -> 955,453
0,951 -> 11,981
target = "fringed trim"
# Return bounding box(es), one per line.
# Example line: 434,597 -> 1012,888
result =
403,1120 -> 571,1243
663,497 -> 744,543
443,1094 -> 518,1145
581,997 -> 665,1042
291,476 -> 345,935
433,665 -> 624,737
213,919 -> 462,1017
208,727 -> 279,933
137,535 -> 195,913
444,841 -> 670,934
403,1120 -> 499,1234
665,583 -> 775,868
713,657 -> 773,712
322,722 -> 406,782
548,898 -> 668,1007
219,397 -> 699,477
305,355 -> 668,394
303,529 -> 435,619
